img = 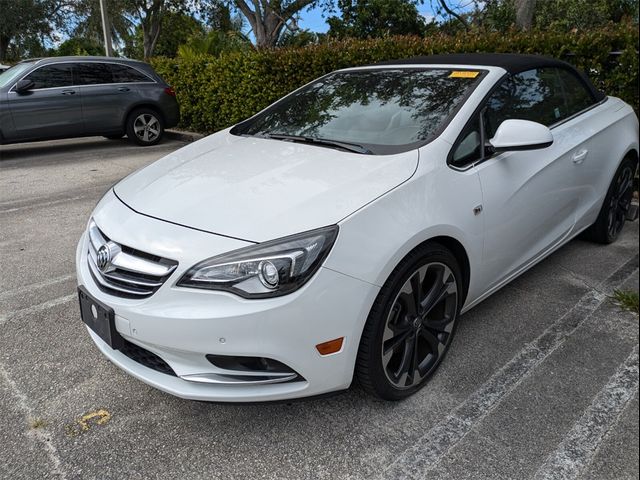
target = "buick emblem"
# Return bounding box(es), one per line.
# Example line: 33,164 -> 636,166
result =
96,244 -> 112,272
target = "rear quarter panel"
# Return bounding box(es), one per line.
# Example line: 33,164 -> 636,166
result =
574,97 -> 639,231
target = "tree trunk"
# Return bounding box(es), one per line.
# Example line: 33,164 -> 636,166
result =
0,35 -> 10,62
515,0 -> 536,30
235,0 -> 314,49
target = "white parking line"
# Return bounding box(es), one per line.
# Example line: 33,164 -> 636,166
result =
0,273 -> 75,302
0,363 -> 68,479
533,345 -> 639,480
0,294 -> 76,325
0,195 -> 90,214
380,254 -> 639,480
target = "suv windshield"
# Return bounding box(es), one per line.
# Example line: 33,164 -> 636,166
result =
0,62 -> 35,88
233,68 -> 485,154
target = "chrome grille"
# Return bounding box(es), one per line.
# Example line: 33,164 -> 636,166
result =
87,220 -> 177,298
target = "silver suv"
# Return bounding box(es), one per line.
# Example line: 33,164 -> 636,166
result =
0,56 -> 180,146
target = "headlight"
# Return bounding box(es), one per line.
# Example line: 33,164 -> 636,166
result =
176,226 -> 339,298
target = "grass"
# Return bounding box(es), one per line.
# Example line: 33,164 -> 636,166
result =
29,418 -> 47,429
612,289 -> 639,315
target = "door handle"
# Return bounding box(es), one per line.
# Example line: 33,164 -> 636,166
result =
117,87 -> 130,92
61,89 -> 76,95
572,149 -> 588,164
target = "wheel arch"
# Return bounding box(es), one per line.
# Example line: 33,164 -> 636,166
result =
123,102 -> 165,130
429,235 -> 471,305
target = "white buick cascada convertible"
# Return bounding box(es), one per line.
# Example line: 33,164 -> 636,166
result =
77,53 -> 639,402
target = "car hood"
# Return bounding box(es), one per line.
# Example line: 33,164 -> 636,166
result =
115,130 -> 418,242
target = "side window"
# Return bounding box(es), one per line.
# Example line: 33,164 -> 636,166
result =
75,63 -> 113,85
484,68 -> 596,138
451,120 -> 482,167
109,64 -> 151,83
23,64 -> 72,89
556,69 -> 595,116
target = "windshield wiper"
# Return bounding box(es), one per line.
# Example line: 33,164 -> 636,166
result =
260,133 -> 373,155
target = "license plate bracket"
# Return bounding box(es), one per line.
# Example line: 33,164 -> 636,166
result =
78,286 -> 124,350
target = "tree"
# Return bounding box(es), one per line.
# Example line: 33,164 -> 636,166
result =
477,0 -> 639,31
327,0 -> 428,38
53,37 -> 105,56
514,0 -> 535,29
533,0 -> 638,30
232,0 -> 318,48
0,0 -> 67,61
68,0 -> 135,54
125,10 -> 204,58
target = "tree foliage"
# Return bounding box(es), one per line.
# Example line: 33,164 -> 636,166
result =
327,0 -> 430,39
0,0 -> 67,61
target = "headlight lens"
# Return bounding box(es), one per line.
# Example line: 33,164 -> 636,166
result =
176,226 -> 339,298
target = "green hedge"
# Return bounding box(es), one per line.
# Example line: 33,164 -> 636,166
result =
151,24 -> 639,134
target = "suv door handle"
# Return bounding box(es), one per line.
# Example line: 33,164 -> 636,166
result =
117,87 -> 130,92
61,89 -> 76,95
572,149 -> 588,164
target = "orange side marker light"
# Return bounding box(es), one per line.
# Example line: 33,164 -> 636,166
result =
316,337 -> 344,355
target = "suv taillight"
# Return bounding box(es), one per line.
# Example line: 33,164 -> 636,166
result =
164,87 -> 176,97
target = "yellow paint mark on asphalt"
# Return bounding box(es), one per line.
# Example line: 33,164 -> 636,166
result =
65,409 -> 112,436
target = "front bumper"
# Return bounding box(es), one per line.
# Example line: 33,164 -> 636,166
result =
76,192 -> 378,402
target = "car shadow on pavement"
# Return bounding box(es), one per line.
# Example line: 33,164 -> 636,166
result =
0,137 -> 167,164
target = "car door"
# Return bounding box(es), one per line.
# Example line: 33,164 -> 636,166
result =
452,68 -> 585,292
74,62 -> 142,134
7,63 -> 84,141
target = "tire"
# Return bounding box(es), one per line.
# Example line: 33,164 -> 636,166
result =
583,156 -> 637,244
104,134 -> 124,140
356,243 -> 463,400
126,108 -> 164,146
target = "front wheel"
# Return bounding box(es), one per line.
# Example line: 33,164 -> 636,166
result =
584,156 -> 637,244
356,243 -> 462,400
126,108 -> 164,146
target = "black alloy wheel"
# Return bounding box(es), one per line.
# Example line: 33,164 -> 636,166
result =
585,156 -> 637,244
356,243 -> 462,400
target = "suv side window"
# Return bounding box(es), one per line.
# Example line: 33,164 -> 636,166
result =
108,64 -> 151,83
75,63 -> 113,85
23,64 -> 73,89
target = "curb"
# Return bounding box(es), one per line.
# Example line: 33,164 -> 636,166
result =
165,129 -> 205,143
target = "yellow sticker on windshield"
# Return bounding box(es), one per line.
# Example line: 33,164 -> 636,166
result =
449,71 -> 480,78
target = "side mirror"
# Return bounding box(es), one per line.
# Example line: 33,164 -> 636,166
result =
489,119 -> 553,152
15,79 -> 35,93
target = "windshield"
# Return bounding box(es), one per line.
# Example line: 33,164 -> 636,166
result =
0,62 -> 34,88
234,68 -> 485,154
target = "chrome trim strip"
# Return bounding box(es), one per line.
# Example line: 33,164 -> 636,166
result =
87,256 -> 150,296
180,372 -> 299,385
110,251 -> 175,277
88,220 -> 175,277
99,268 -> 164,288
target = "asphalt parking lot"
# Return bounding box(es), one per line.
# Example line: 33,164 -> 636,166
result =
1,136 -> 638,480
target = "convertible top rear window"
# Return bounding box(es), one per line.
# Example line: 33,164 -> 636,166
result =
232,68 -> 486,155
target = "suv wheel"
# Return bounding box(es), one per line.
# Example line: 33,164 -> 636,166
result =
126,108 -> 164,146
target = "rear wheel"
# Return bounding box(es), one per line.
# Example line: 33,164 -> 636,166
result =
126,108 -> 164,146
584,156 -> 637,244
356,243 -> 462,400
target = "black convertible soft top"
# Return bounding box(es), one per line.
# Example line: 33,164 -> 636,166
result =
377,53 -> 605,101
